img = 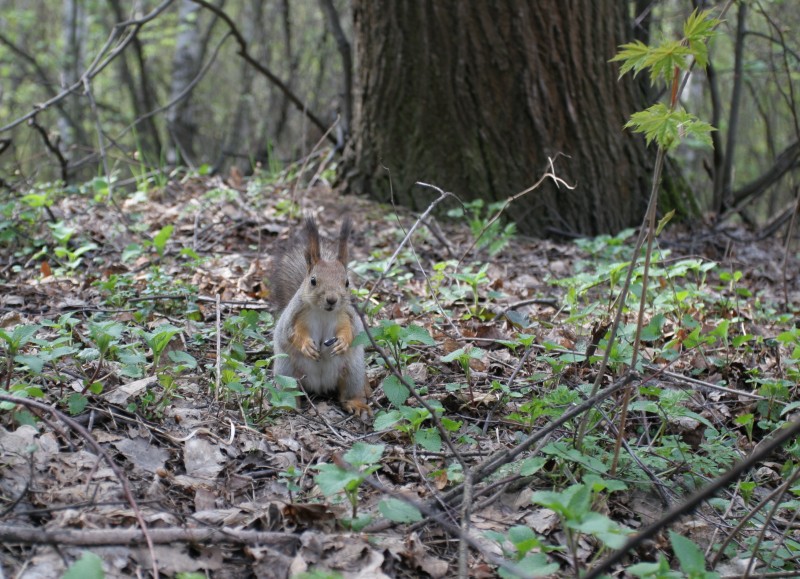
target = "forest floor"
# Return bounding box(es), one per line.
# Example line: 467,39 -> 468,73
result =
1,167 -> 799,579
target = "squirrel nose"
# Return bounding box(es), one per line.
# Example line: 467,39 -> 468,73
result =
326,296 -> 338,306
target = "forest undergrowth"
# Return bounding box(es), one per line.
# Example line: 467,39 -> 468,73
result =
1,164 -> 800,579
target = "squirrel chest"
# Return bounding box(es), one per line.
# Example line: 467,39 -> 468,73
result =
275,303 -> 363,392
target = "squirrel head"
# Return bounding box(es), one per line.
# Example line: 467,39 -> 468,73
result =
302,217 -> 352,312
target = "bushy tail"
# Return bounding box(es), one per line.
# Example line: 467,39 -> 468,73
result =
269,219 -> 318,312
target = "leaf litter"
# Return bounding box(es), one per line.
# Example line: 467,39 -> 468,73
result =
0,172 -> 799,577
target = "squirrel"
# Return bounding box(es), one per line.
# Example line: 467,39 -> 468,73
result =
271,216 -> 370,415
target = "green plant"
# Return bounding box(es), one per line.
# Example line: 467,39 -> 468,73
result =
484,525 -> 560,578
452,263 -> 491,319
152,225 -> 174,257
628,532 -> 721,578
370,321 -> 435,378
138,324 -> 182,369
447,199 -> 516,256
93,273 -> 137,308
314,442 -> 384,527
43,221 -> 99,272
440,345 -> 485,401
611,9 -> 718,152
63,551 -> 105,579
531,481 -> 632,569
373,399 -> 455,453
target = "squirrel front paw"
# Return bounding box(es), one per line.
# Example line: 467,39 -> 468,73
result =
330,335 -> 350,356
299,337 -> 320,360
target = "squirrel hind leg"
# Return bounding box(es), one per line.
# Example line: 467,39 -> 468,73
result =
341,397 -> 372,418
337,372 -> 371,417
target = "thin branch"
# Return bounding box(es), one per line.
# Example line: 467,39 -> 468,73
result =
584,416 -> 800,579
318,0 -> 353,140
729,140 -> 800,208
720,2 -> 748,206
0,0 -> 175,134
0,525 -> 299,548
0,394 -> 160,578
188,0 -> 335,145
27,118 -> 69,182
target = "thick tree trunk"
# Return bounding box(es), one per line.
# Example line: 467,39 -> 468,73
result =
345,0 -> 654,237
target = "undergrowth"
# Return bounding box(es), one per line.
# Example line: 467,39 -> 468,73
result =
2,9 -> 800,578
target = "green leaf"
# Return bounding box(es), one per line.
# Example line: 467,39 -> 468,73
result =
644,41 -> 693,84
610,40 -> 651,78
684,9 -> 720,69
373,409 -> 403,430
67,393 -> 89,415
414,427 -> 442,452
152,225 -> 174,256
499,553 -> 560,578
315,464 -> 361,497
669,531 -> 710,575
273,374 -> 298,389
14,354 -> 44,374
627,556 -> 680,578
343,442 -> 384,467
382,374 -> 410,407
168,350 -> 198,369
378,498 -> 423,523
656,210 -> 676,235
269,386 -> 300,409
121,243 -> 143,263
351,330 -> 371,348
401,324 -> 436,346
624,103 -> 715,151
573,512 -> 629,549
140,325 -> 182,357
519,457 -> 547,476
1,324 -> 41,350
179,247 -> 201,261
63,551 -> 105,579
507,525 -> 541,555
440,417 -> 462,432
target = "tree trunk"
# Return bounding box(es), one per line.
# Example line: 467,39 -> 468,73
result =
167,0 -> 203,166
107,0 -> 162,161
345,0 -> 654,237
60,0 -> 88,166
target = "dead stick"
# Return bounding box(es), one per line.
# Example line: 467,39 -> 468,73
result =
0,525 -> 299,548
0,394 -> 159,577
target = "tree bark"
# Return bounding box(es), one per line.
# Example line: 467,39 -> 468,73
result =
167,0 -> 203,166
60,0 -> 88,166
107,0 -> 162,160
345,0 -> 654,237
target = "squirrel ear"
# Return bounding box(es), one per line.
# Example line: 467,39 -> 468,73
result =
337,218 -> 352,265
304,216 -> 321,268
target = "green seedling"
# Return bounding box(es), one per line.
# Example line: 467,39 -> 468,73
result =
441,345 -> 486,401
314,442 -> 384,526
484,525 -> 560,578
138,324 -> 182,368
452,263 -> 490,319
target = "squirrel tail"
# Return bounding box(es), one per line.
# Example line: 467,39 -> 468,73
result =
270,218 -> 318,312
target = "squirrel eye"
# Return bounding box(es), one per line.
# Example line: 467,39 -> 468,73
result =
310,276 -> 317,286
345,278 -> 350,288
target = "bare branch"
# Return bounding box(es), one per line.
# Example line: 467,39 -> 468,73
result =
318,0 -> 353,141
0,0 -> 176,135
188,0 -> 336,145
0,394 -> 160,577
